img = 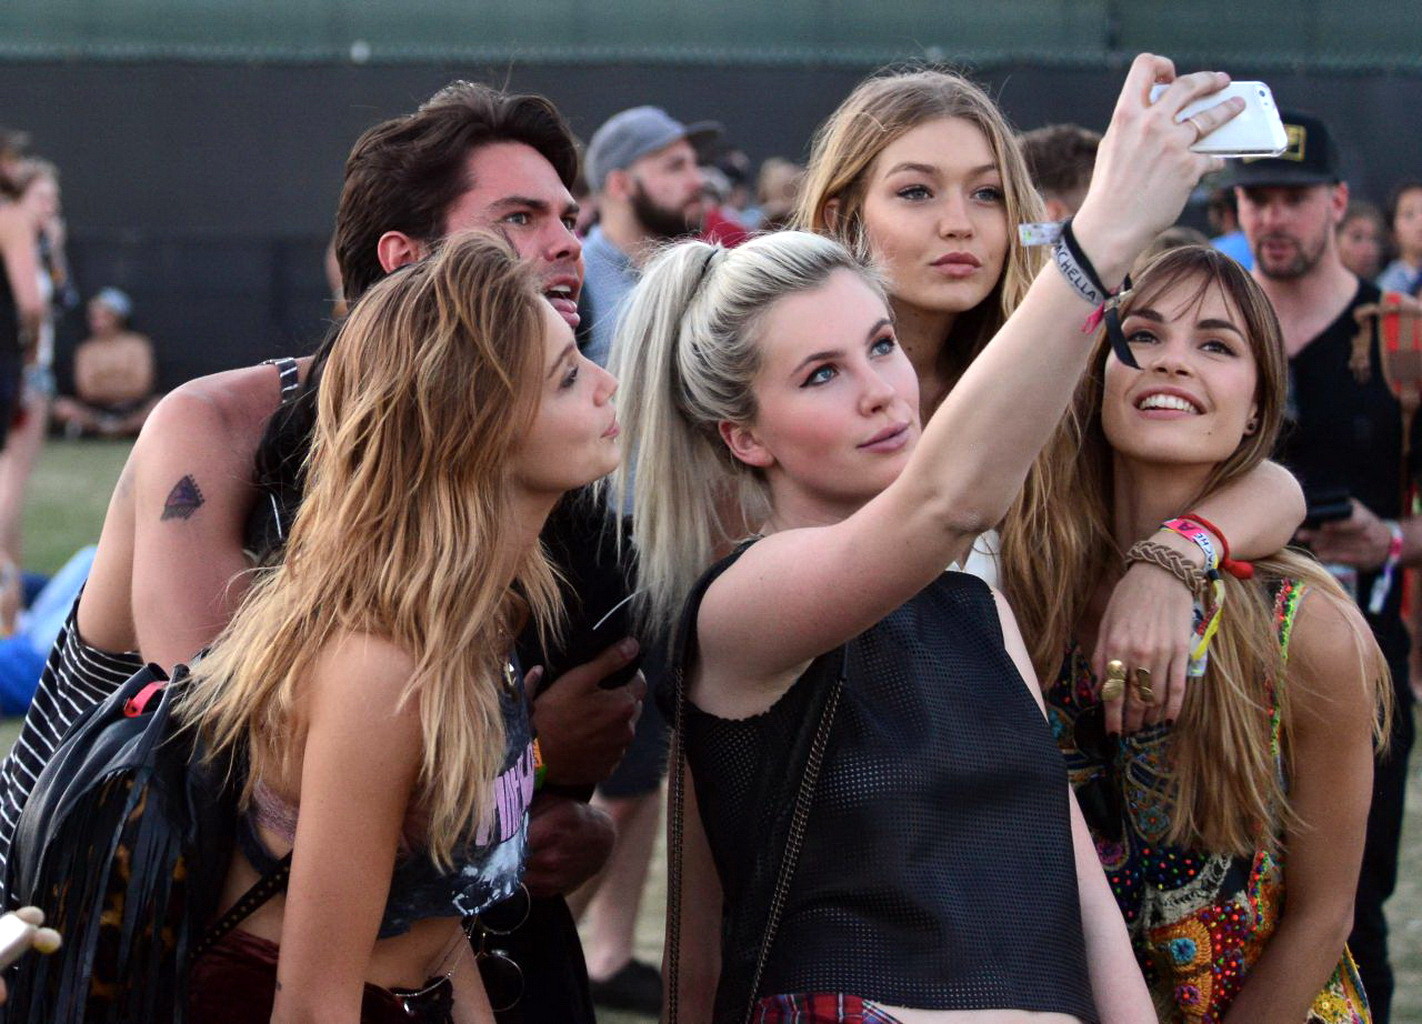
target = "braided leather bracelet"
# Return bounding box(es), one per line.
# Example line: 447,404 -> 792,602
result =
1124,540 -> 1209,597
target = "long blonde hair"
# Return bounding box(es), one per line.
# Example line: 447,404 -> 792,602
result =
606,232 -> 881,643
999,246 -> 1390,857
178,232 -> 561,868
793,67 -> 1045,390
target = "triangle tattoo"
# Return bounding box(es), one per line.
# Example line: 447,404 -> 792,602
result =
161,474 -> 205,521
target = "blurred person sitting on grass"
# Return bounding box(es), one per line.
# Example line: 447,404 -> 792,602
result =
52,288 -> 160,439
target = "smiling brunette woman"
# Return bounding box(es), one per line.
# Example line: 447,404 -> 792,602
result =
175,231 -> 620,1023
611,55 -> 1243,1024
1000,246 -> 1389,1022
794,66 -> 1305,733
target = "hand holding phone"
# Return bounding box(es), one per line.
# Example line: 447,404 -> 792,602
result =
548,592 -> 645,690
1149,81 -> 1287,157
1302,486 -> 1354,529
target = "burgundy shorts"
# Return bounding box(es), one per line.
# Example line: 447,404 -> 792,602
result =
188,928 -> 453,1023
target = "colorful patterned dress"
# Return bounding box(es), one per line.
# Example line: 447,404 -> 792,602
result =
1048,579 -> 1371,1023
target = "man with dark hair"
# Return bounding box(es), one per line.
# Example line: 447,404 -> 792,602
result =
1235,111 -> 1419,1023
334,82 -> 580,308
0,80 -> 636,1024
1018,123 -> 1101,222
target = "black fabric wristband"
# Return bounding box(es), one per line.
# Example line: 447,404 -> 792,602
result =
1054,217 -> 1138,369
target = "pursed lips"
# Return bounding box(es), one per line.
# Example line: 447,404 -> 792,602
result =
859,422 -> 910,448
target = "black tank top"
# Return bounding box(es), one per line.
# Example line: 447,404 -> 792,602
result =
680,548 -> 1097,1021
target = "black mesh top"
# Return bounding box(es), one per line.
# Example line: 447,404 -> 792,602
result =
681,551 -> 1097,1021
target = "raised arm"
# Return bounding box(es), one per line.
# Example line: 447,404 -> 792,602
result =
1095,459 -> 1305,734
272,633 -> 424,1023
1221,591 -> 1380,1023
702,56 -> 1243,684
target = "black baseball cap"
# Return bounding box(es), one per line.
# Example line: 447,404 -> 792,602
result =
1223,110 -> 1342,188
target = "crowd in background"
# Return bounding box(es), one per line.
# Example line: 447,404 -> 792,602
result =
0,54 -> 1416,1024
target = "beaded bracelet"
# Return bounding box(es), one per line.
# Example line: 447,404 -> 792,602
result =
532,738 -> 548,792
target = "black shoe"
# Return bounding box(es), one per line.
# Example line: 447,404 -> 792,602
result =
589,958 -> 662,1016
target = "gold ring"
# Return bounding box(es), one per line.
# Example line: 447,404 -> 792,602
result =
1186,115 -> 1204,143
1132,667 -> 1156,704
1101,659 -> 1127,702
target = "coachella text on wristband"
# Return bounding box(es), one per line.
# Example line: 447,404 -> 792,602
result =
1179,511 -> 1255,580
1052,218 -> 1138,369
1160,517 -> 1219,572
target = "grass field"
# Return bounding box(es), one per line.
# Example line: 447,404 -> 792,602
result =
5,439 -> 1418,1021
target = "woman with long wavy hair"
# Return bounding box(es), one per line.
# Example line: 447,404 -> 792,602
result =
999,245 -> 1389,1021
176,231 -> 620,1023
792,65 -> 1304,730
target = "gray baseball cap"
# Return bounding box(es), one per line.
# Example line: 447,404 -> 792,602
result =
586,105 -> 721,193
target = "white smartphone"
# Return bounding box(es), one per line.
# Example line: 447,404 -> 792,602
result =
1148,81 -> 1288,158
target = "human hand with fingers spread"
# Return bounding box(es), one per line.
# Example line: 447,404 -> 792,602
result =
1072,54 -> 1245,291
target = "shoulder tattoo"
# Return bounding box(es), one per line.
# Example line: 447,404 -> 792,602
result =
161,474 -> 205,521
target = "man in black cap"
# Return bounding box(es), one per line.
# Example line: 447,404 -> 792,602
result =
1236,110 -> 1419,1023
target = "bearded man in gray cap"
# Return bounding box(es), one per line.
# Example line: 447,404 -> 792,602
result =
580,105 -> 719,367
